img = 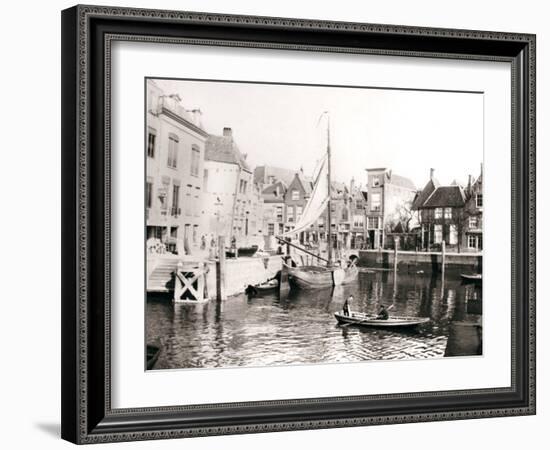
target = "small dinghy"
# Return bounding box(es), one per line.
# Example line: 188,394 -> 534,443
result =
255,279 -> 279,293
334,312 -> 430,328
460,273 -> 482,283
245,279 -> 279,297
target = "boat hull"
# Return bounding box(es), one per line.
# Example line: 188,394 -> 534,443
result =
287,264 -> 358,289
334,312 -> 430,328
460,274 -> 482,283
226,245 -> 259,258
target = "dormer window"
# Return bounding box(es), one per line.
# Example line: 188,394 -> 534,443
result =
372,176 -> 380,187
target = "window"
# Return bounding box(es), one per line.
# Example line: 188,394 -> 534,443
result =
147,130 -> 156,158
434,224 -> 443,243
171,184 -> 180,216
291,190 -> 299,201
318,217 -> 325,227
469,216 -> 479,229
355,200 -> 363,209
184,185 -> 192,216
238,180 -> 248,194
191,145 -> 200,177
370,193 -> 381,211
203,169 -> 209,192
287,206 -> 294,222
167,135 -> 179,168
278,223 -> 284,235
434,207 -> 443,219
146,181 -> 153,208
468,235 -> 477,249
194,194 -> 200,217
367,217 -> 380,229
476,194 -> 483,208
444,207 -> 452,219
159,181 -> 169,212
193,225 -> 198,243
372,176 -> 380,187
268,223 -> 275,235
341,208 -> 349,221
275,206 -> 283,222
353,215 -> 364,228
296,206 -> 303,220
449,224 -> 458,245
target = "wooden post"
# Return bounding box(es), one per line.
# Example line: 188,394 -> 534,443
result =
441,240 -> 446,279
216,236 -> 226,301
393,236 -> 399,274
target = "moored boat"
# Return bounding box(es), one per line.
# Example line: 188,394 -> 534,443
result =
255,278 -> 279,292
460,273 -> 482,283
287,263 -> 358,289
334,312 -> 430,328
226,245 -> 258,258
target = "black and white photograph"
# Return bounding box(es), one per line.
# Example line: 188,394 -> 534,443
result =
145,78 -> 484,370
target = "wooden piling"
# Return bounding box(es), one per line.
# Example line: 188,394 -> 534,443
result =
393,236 -> 399,274
441,241 -> 446,279
216,236 -> 226,301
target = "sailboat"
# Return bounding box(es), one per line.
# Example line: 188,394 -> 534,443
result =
280,112 -> 359,290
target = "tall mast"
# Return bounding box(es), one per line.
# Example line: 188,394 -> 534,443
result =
326,113 -> 332,266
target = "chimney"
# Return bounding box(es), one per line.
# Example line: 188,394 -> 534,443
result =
350,177 -> 355,193
467,175 -> 473,194
223,127 -> 232,137
430,168 -> 435,180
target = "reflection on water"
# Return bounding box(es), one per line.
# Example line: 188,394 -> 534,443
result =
146,271 -> 482,370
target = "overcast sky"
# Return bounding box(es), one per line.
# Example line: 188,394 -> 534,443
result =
153,78 -> 483,190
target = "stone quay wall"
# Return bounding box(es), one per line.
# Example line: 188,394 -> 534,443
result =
205,255 -> 283,298
357,249 -> 482,274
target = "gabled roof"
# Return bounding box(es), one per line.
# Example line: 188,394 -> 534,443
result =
205,135 -> 251,172
411,178 -> 439,210
422,185 -> 466,208
254,165 -> 296,186
293,172 -> 313,196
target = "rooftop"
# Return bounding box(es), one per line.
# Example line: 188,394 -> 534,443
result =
422,185 -> 466,208
205,128 -> 251,172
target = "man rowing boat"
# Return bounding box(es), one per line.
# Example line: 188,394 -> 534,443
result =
376,304 -> 389,320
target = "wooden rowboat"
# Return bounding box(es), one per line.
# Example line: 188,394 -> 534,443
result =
334,312 -> 430,328
460,273 -> 482,282
255,279 -> 279,292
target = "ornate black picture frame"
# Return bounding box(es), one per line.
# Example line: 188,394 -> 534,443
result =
61,5 -> 536,444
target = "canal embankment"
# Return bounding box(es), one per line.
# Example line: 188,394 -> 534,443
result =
357,249 -> 482,273
147,254 -> 282,299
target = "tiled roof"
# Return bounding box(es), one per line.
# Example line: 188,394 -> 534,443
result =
411,178 -> 439,210
422,185 -> 466,208
205,135 -> 251,172
254,166 -> 296,186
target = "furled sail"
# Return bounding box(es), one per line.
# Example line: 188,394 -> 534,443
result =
281,153 -> 329,237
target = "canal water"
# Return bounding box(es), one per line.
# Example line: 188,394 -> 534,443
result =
146,270 -> 482,370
